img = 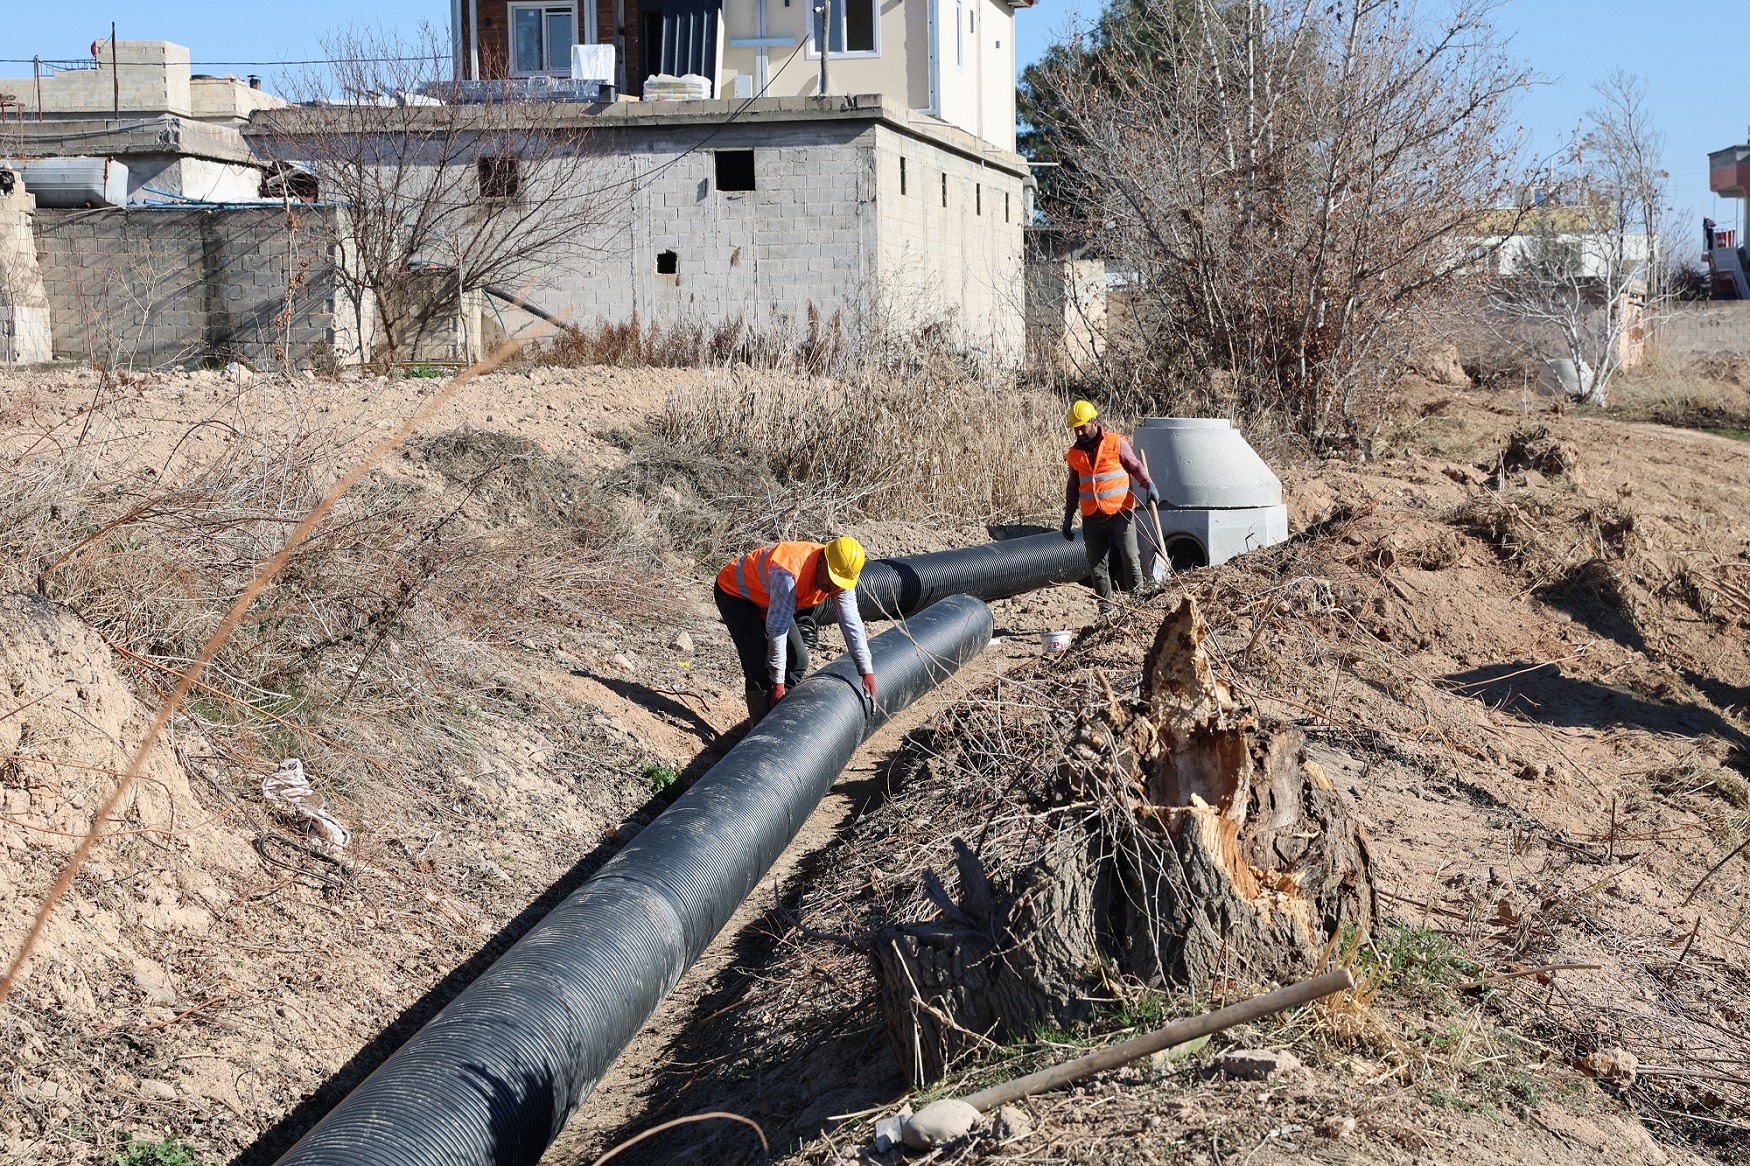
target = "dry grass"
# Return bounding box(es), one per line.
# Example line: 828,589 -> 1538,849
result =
1610,358 -> 1750,429
649,366 -> 1067,531
0,406 -> 653,805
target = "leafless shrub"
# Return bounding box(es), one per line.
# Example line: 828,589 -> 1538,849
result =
1023,0 -> 1533,437
256,24 -> 614,363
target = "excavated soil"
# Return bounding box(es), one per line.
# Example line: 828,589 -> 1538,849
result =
1,364 -> 1747,1166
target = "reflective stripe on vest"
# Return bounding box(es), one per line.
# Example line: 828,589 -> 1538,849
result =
1065,431 -> 1136,518
715,541 -> 834,609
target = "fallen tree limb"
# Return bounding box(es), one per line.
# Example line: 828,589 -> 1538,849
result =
959,968 -> 1355,1112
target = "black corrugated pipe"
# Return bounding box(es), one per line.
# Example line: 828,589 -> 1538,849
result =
857,530 -> 1090,621
274,594 -> 994,1166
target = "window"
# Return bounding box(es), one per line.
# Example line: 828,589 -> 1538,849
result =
976,184 -> 981,216
810,0 -> 878,56
899,156 -> 907,195
941,173 -> 947,208
478,155 -> 520,200
955,0 -> 964,69
1004,190 -> 1010,222
715,150 -> 756,192
656,250 -> 678,275
511,3 -> 576,75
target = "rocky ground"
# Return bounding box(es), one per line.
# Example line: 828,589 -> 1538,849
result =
0,359 -> 1747,1165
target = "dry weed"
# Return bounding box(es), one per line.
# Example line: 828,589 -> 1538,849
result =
650,366 -> 1065,529
0,407 -> 654,808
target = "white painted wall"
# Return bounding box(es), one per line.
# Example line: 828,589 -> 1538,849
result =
716,0 -> 1020,151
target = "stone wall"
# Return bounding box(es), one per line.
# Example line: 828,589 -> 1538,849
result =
32,206 -> 339,369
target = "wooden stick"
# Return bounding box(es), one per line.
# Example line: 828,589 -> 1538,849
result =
959,968 -> 1354,1113
1138,450 -> 1172,579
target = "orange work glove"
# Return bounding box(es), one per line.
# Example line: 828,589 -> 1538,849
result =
769,683 -> 786,708
862,672 -> 878,701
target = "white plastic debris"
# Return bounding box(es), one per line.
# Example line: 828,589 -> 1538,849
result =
262,758 -> 351,849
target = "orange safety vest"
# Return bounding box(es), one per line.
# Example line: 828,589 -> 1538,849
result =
1066,431 -> 1136,518
716,541 -> 837,609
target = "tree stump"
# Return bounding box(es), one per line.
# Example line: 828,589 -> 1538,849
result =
875,594 -> 1375,1083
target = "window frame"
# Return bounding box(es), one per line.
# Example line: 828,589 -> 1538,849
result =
805,0 -> 882,60
508,2 -> 581,76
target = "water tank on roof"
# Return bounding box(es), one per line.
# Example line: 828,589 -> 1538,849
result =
11,157 -> 129,208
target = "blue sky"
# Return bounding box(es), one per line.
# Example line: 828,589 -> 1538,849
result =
4,1 -> 1742,236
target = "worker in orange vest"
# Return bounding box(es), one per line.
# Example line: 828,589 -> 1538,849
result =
714,537 -> 876,724
1061,399 -> 1159,605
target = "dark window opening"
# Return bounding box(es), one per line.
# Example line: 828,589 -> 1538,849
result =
976,183 -> 981,216
715,150 -> 756,192
656,250 -> 678,275
478,155 -> 520,200
899,156 -> 907,195
845,0 -> 875,51
1005,190 -> 1010,222
941,173 -> 947,208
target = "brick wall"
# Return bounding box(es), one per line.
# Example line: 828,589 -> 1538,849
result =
33,207 -> 339,369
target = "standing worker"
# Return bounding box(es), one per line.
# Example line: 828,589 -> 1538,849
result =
1061,400 -> 1160,605
714,537 -> 877,724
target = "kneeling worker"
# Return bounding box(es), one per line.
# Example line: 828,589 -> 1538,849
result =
714,537 -> 876,724
1061,399 -> 1160,603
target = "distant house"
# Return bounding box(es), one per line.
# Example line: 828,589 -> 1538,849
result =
0,39 -> 288,203
450,0 -> 1031,151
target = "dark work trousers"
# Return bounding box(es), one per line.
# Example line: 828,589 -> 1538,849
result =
714,584 -> 812,723
1082,509 -> 1143,602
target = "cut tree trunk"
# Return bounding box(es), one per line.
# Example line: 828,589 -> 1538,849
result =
876,593 -> 1375,1083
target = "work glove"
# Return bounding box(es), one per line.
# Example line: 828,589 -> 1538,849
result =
769,683 -> 786,708
1146,482 -> 1162,506
862,672 -> 878,701
1060,515 -> 1075,541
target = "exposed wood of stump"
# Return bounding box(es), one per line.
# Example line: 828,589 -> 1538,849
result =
876,594 -> 1376,1083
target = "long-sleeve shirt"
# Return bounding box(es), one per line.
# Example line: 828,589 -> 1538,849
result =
764,564 -> 874,683
1064,427 -> 1154,520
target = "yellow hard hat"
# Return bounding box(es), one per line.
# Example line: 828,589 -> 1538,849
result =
1067,399 -> 1099,428
823,536 -> 866,590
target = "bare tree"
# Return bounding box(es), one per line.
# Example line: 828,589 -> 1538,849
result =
1488,72 -> 1666,405
255,25 -> 614,363
1023,0 -> 1533,439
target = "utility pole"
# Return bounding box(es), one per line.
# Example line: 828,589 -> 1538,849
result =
110,24 -> 118,121
816,0 -> 830,95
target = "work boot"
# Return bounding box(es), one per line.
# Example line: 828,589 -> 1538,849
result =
743,683 -> 767,725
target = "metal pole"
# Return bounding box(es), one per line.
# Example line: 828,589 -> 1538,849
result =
33,57 -> 42,121
110,24 -> 118,121
468,0 -> 480,80
817,0 -> 830,95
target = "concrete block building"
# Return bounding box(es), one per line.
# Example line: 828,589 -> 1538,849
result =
0,39 -> 289,203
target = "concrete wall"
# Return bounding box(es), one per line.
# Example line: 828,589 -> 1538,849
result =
871,121 -> 1024,358
502,106 -> 1026,362
0,41 -> 193,119
1654,301 -> 1750,363
0,186 -> 53,364
32,207 -> 339,368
